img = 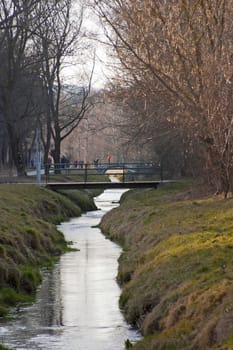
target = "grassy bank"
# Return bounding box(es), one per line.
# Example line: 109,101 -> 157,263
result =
0,184 -> 98,318
100,181 -> 233,350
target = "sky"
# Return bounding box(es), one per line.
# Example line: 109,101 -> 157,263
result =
61,2 -> 113,90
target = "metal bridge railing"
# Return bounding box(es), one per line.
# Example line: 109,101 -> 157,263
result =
44,162 -> 163,184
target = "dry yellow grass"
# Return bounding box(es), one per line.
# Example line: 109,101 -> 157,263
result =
100,181 -> 233,349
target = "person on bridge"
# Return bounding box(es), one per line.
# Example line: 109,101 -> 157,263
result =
107,154 -> 111,164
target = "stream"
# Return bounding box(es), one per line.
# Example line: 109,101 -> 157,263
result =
0,189 -> 141,349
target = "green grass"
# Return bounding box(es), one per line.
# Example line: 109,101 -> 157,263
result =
100,180 -> 233,349
45,169 -> 109,183
0,183 -> 97,316
56,189 -> 99,211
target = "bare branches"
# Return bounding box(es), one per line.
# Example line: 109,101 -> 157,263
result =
93,0 -> 233,194
0,0 -> 93,174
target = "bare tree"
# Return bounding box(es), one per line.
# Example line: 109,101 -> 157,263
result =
0,0 -> 94,176
0,0 -> 43,175
33,0 -> 94,172
93,0 -> 233,195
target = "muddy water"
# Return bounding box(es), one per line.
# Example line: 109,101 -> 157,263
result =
0,189 -> 141,349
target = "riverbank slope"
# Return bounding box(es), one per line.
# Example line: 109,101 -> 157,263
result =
100,181 -> 233,349
0,184 -> 98,318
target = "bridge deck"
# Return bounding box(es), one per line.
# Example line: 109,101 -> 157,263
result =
45,181 -> 161,190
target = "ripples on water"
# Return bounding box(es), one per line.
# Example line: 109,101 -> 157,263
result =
0,189 -> 141,349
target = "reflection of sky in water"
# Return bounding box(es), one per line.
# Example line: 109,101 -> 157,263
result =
0,189 -> 141,350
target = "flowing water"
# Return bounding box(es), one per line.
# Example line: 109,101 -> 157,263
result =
0,189 -> 141,350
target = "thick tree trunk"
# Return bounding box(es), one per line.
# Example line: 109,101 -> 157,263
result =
51,136 -> 61,174
6,123 -> 26,176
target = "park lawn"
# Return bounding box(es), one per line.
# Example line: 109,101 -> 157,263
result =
44,168 -> 110,183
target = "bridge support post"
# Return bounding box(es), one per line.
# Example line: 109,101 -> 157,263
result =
36,126 -> 41,185
45,166 -> 49,183
84,163 -> 88,183
160,164 -> 163,181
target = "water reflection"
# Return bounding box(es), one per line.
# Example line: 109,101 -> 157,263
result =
0,189 -> 141,349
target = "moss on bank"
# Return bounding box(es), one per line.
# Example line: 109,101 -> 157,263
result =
100,181 -> 233,350
0,184 -> 98,318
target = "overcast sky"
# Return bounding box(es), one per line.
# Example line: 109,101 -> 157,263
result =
61,2 -> 113,90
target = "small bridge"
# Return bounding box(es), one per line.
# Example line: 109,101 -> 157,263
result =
46,180 -> 161,190
45,162 -> 165,190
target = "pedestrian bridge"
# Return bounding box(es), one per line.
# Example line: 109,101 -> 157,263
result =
45,162 -> 166,190
45,180 -> 161,190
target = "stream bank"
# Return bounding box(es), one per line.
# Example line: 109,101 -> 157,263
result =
0,184 -> 98,318
100,181 -> 233,349
0,188 -> 141,350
